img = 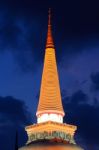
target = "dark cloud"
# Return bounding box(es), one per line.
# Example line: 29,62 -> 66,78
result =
69,90 -> 88,104
0,96 -> 32,125
90,72 -> 99,91
0,5 -> 45,72
0,0 -> 99,72
62,90 -> 99,150
0,96 -> 32,150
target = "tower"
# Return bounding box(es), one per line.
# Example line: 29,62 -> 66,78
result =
19,9 -> 83,150
36,9 -> 65,124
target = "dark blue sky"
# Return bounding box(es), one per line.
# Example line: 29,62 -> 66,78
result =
0,0 -> 99,150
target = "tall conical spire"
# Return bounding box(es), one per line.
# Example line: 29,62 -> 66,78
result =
36,9 -> 65,123
46,8 -> 54,48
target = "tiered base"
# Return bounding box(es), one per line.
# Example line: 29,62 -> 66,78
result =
25,121 -> 77,144
19,122 -> 84,150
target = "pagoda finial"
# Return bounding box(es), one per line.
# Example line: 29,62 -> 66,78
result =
48,8 -> 51,25
46,8 -> 54,48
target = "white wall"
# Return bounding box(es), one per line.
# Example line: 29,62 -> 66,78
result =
37,113 -> 63,123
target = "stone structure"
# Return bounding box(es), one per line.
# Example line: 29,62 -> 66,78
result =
19,9 -> 83,150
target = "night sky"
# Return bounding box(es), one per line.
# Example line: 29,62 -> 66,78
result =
0,0 -> 99,150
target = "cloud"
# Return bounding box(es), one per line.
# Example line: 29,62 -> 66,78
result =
0,1 -> 99,73
90,72 -> 99,91
0,96 -> 32,126
62,90 -> 99,150
0,96 -> 32,150
0,6 -> 45,72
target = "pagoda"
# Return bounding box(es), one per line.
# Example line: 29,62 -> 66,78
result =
19,9 -> 83,150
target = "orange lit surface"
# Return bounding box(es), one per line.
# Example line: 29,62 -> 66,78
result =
26,121 -> 76,136
36,10 -> 64,117
36,47 -> 64,116
19,144 -> 83,150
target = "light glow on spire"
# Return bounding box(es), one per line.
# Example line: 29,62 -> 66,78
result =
36,9 -> 65,123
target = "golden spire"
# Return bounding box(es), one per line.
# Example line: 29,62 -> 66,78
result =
46,8 -> 54,48
36,9 -> 65,117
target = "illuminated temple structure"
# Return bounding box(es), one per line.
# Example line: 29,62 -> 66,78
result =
19,10 -> 83,150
